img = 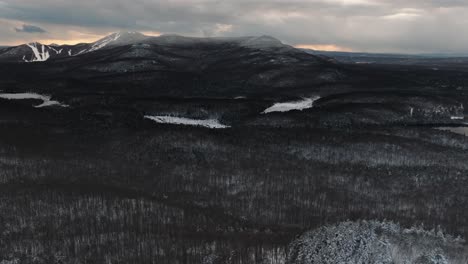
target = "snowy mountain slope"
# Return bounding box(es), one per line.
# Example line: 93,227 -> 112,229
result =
0,31 -> 335,97
0,43 -> 54,62
24,42 -> 50,62
0,31 -> 346,99
0,42 -> 85,62
74,31 -> 149,55
0,31 -> 150,63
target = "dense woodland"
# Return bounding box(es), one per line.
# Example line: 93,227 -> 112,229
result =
1,118 -> 468,263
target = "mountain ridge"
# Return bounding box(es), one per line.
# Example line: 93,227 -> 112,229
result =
0,32 -> 294,63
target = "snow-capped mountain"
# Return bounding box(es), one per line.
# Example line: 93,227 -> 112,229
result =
0,31 -> 333,99
0,31 -> 151,63
0,43 -> 56,62
71,31 -> 149,56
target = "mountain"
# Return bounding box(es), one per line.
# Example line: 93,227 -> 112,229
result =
0,32 -> 298,63
0,31 -> 343,99
0,31 -> 149,62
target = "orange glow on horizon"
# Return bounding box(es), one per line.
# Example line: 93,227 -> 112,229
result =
295,44 -> 352,52
4,30 -> 162,46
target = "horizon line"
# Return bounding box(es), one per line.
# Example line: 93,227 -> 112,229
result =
2,31 -> 468,56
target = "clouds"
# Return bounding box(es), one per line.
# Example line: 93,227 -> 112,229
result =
15,24 -> 46,33
0,0 -> 467,53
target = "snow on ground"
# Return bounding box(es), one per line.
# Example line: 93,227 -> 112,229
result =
49,46 -> 62,55
87,32 -> 121,53
288,220 -> 467,264
0,93 -> 68,108
24,43 -> 50,62
144,115 -> 230,129
73,49 -> 87,56
262,96 -> 320,114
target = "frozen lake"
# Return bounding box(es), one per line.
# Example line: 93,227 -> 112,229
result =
437,127 -> 468,136
144,115 -> 230,129
0,93 -> 68,108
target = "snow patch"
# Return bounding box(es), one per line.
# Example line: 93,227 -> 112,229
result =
49,46 -> 62,54
262,96 -> 320,114
144,115 -> 229,129
451,116 -> 464,120
73,49 -> 87,56
0,93 -> 68,108
288,221 -> 467,264
88,32 -> 121,53
24,43 -> 50,62
69,32 -> 123,57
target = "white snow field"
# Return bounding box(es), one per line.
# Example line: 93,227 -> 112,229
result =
287,220 -> 468,264
24,43 -> 50,62
87,32 -> 121,53
0,93 -> 68,108
74,32 -> 146,56
144,115 -> 230,129
262,96 -> 320,114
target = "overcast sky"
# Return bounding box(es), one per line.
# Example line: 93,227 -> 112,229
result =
1,0 -> 468,53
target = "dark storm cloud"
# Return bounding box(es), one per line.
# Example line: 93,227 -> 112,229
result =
1,0 -> 468,53
15,24 -> 46,33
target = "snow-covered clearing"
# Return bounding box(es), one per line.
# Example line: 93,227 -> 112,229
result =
49,47 -> 62,55
24,43 -> 50,62
262,96 -> 320,114
144,115 -> 229,129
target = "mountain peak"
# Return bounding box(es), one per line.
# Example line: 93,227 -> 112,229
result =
88,31 -> 149,52
95,31 -> 147,43
26,41 -> 43,46
117,31 -> 145,35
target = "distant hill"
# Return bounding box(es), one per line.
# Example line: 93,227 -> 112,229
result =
303,48 -> 468,67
